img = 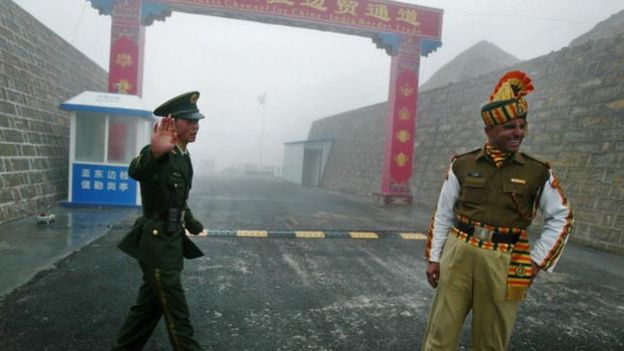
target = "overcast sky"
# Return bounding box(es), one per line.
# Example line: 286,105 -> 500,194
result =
11,0 -> 624,171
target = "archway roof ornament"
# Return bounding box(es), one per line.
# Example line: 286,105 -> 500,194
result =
88,0 -> 442,56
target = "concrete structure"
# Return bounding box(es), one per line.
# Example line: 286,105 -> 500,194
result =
0,0 -> 107,223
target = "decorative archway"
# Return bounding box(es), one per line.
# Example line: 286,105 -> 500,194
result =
88,0 -> 443,206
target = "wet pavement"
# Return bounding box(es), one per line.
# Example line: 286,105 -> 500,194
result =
0,175 -> 623,350
0,205 -> 139,298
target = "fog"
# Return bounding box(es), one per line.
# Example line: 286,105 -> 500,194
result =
12,0 -> 624,172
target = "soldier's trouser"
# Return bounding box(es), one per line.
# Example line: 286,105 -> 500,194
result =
421,235 -> 521,351
112,263 -> 201,351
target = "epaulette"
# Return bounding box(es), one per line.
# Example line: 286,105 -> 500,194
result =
520,152 -> 550,168
452,147 -> 481,161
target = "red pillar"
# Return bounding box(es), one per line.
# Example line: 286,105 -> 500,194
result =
374,36 -> 421,206
108,0 -> 145,96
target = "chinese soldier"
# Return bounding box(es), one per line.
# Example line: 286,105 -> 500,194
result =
113,91 -> 206,351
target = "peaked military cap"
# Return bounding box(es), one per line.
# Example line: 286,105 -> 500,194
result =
153,91 -> 205,120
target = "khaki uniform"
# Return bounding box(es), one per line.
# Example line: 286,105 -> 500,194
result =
423,148 -> 573,350
113,145 -> 204,351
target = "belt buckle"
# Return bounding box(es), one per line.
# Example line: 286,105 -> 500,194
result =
473,226 -> 491,240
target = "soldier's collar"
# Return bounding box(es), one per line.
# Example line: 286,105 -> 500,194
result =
174,144 -> 189,155
476,147 -> 525,164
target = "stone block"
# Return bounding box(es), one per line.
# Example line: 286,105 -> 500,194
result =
578,78 -> 602,88
573,222 -> 590,237
0,188 -> 14,203
576,209 -> 602,224
596,199 -> 624,212
567,142 -> 601,153
556,153 -> 589,167
562,131 -> 593,143
601,213 -> 617,227
0,129 -> 23,142
0,101 -> 17,115
598,128 -> 624,141
580,115 -> 621,129
606,99 -> 624,110
591,86 -> 621,101
20,144 -> 36,156
0,143 -> 18,156
587,226 -> 621,244
587,153 -> 619,167
609,186 -> 624,200
19,184 -> 37,199
6,157 -> 29,172
1,172 -> 27,187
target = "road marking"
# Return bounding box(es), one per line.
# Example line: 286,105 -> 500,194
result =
237,230 -> 268,238
349,232 -> 379,239
295,231 -> 326,238
399,232 -> 427,240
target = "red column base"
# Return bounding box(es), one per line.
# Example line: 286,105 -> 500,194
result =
373,192 -> 413,207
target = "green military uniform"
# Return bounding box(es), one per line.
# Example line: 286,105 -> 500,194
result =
113,92 -> 205,351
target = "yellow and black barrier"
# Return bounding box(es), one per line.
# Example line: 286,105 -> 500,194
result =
190,229 -> 426,240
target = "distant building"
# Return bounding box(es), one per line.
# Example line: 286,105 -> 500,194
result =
282,139 -> 333,186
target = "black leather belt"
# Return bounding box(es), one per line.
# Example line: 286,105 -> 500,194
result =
143,209 -> 185,221
454,221 -> 521,244
144,211 -> 167,220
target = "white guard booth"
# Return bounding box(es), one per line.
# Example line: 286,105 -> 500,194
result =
60,91 -> 155,207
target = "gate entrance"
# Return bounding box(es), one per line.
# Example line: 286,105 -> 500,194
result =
89,0 -> 443,206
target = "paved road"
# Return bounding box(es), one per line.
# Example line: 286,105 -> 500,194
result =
189,174 -> 431,231
0,175 -> 623,350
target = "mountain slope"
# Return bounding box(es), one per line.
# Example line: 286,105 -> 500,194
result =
421,40 -> 521,91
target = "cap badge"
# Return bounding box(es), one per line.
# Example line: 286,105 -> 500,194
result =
190,93 -> 199,104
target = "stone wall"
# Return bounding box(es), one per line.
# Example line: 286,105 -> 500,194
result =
0,0 -> 107,223
310,33 -> 624,254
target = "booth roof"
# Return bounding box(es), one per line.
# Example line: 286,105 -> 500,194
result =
60,91 -> 155,119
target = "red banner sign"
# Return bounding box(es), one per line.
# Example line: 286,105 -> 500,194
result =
156,0 -> 442,37
389,67 -> 416,183
109,36 -> 140,95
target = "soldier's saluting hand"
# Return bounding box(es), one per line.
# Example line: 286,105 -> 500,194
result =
150,114 -> 178,158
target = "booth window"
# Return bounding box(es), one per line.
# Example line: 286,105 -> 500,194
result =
108,115 -> 138,164
75,111 -> 106,162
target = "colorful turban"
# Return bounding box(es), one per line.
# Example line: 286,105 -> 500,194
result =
481,71 -> 534,126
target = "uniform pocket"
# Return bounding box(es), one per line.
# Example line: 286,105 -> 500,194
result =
460,177 -> 486,204
166,172 -> 184,189
139,218 -> 167,257
166,172 -> 187,204
141,218 -> 164,237
503,181 -> 534,213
